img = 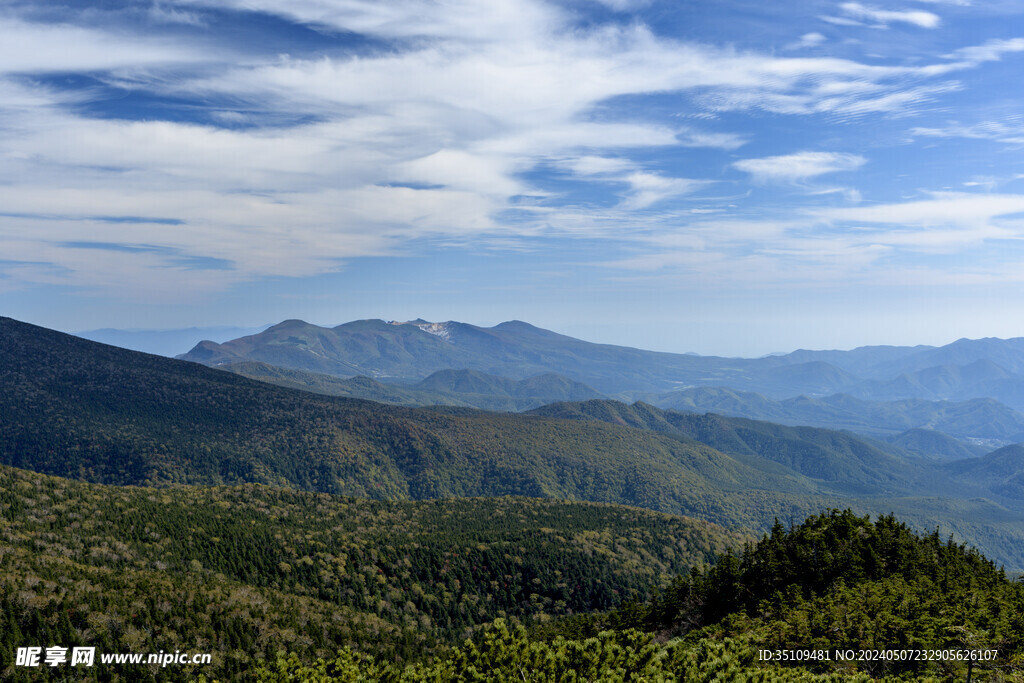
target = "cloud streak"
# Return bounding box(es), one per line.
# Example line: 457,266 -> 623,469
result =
838,2 -> 941,28
734,152 -> 866,184
911,118 -> 1024,145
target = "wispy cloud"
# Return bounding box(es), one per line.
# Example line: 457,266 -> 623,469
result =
170,0 -> 561,42
618,173 -> 706,209
817,192 -> 1024,234
592,187 -> 1024,300
944,38 -> 1024,64
588,0 -> 655,10
836,2 -> 941,28
562,156 -> 635,176
557,156 -> 707,209
734,152 -> 866,184
785,32 -> 827,50
911,117 -> 1024,145
0,17 -> 212,72
147,4 -> 207,26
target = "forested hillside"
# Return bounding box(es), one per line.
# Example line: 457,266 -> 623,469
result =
530,400 -> 940,493
259,511 -> 1024,681
7,466 -> 1019,681
0,464 -> 744,681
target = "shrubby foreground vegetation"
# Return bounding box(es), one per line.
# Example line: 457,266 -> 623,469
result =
252,623 -> 863,682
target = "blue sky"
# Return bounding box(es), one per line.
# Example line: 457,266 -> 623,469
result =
2,0 -> 1024,355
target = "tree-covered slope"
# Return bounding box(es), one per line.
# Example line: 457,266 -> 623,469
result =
223,361 -> 477,407
255,622 -> 861,682
943,444 -> 1024,502
0,464 -> 746,681
255,510 -> 1024,681
414,368 -> 605,407
887,427 -> 989,460
528,400 -> 960,497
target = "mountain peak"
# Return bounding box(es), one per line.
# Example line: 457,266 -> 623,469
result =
394,320 -> 454,340
266,319 -> 316,332
181,339 -> 235,363
494,320 -> 537,330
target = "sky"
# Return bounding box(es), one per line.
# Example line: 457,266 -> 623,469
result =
2,0 -> 1024,356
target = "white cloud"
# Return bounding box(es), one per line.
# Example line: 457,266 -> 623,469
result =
801,192 -> 1024,253
0,0 -> 1018,297
170,0 -> 562,42
911,118 -> 1024,145
676,129 -> 747,150
618,172 -> 705,210
396,149 -> 524,198
148,4 -> 206,26
598,191 -> 1024,284
588,0 -> 654,10
818,192 -> 1024,227
734,152 -> 866,184
561,156 -> 635,176
785,32 -> 827,50
819,15 -> 866,27
0,17 -> 210,73
944,38 -> 1024,64
556,157 -> 705,209
838,2 -> 941,28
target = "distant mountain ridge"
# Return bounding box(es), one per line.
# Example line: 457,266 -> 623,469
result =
225,363 -> 606,411
181,317 -> 763,394
221,359 -> 1023,451
77,324 -> 271,357
180,318 -> 1024,410
653,386 -> 1024,448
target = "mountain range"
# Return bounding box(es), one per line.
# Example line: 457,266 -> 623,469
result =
179,318 -> 1024,408
7,315 -> 1024,569
172,318 -> 1024,451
